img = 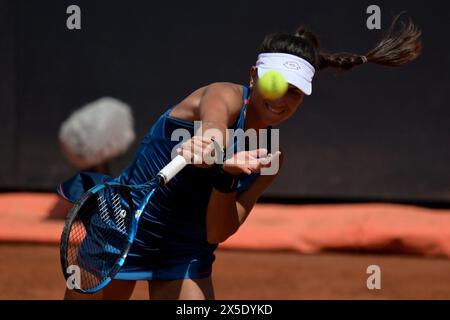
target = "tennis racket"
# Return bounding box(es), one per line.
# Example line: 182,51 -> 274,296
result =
60,154 -> 187,293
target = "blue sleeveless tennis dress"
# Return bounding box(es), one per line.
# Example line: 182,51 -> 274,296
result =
58,85 -> 258,281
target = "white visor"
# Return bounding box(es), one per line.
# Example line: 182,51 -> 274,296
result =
256,53 -> 315,95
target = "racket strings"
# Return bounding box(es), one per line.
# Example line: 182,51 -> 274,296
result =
98,192 -> 127,234
110,192 -> 128,233
65,187 -> 134,291
66,220 -> 102,289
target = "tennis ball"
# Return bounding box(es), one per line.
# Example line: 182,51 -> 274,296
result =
257,70 -> 288,100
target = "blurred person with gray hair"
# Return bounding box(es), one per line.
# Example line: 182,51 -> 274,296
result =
59,97 -> 135,174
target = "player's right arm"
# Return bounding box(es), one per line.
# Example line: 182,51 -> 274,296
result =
177,82 -> 245,167
196,82 -> 241,151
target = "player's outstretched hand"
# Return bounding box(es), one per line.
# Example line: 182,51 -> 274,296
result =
222,149 -> 282,176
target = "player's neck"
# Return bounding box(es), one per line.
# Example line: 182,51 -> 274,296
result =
245,100 -> 269,131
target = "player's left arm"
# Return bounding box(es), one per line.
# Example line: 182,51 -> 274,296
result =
206,152 -> 283,244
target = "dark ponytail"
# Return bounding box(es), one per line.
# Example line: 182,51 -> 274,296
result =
258,13 -> 422,71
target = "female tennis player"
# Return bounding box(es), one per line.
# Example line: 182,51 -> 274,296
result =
62,15 -> 421,299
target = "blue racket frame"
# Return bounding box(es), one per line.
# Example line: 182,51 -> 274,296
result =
60,154 -> 187,293
60,180 -> 158,293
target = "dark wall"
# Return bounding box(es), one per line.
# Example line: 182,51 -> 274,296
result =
1,0 -> 450,203
0,1 -> 17,187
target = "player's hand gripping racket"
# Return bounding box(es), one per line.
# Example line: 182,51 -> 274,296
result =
60,155 -> 187,293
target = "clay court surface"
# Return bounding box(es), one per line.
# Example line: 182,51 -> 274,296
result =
1,244 -> 449,300
1,194 -> 450,299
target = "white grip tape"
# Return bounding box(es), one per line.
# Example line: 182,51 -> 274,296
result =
158,155 -> 187,184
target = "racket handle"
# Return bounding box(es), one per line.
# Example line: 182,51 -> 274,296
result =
157,154 -> 188,185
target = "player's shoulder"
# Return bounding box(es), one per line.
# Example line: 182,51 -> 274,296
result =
205,82 -> 244,111
204,82 -> 244,104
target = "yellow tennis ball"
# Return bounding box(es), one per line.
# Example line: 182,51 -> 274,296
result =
257,70 -> 288,100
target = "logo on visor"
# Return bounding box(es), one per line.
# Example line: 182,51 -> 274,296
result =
284,61 -> 301,70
